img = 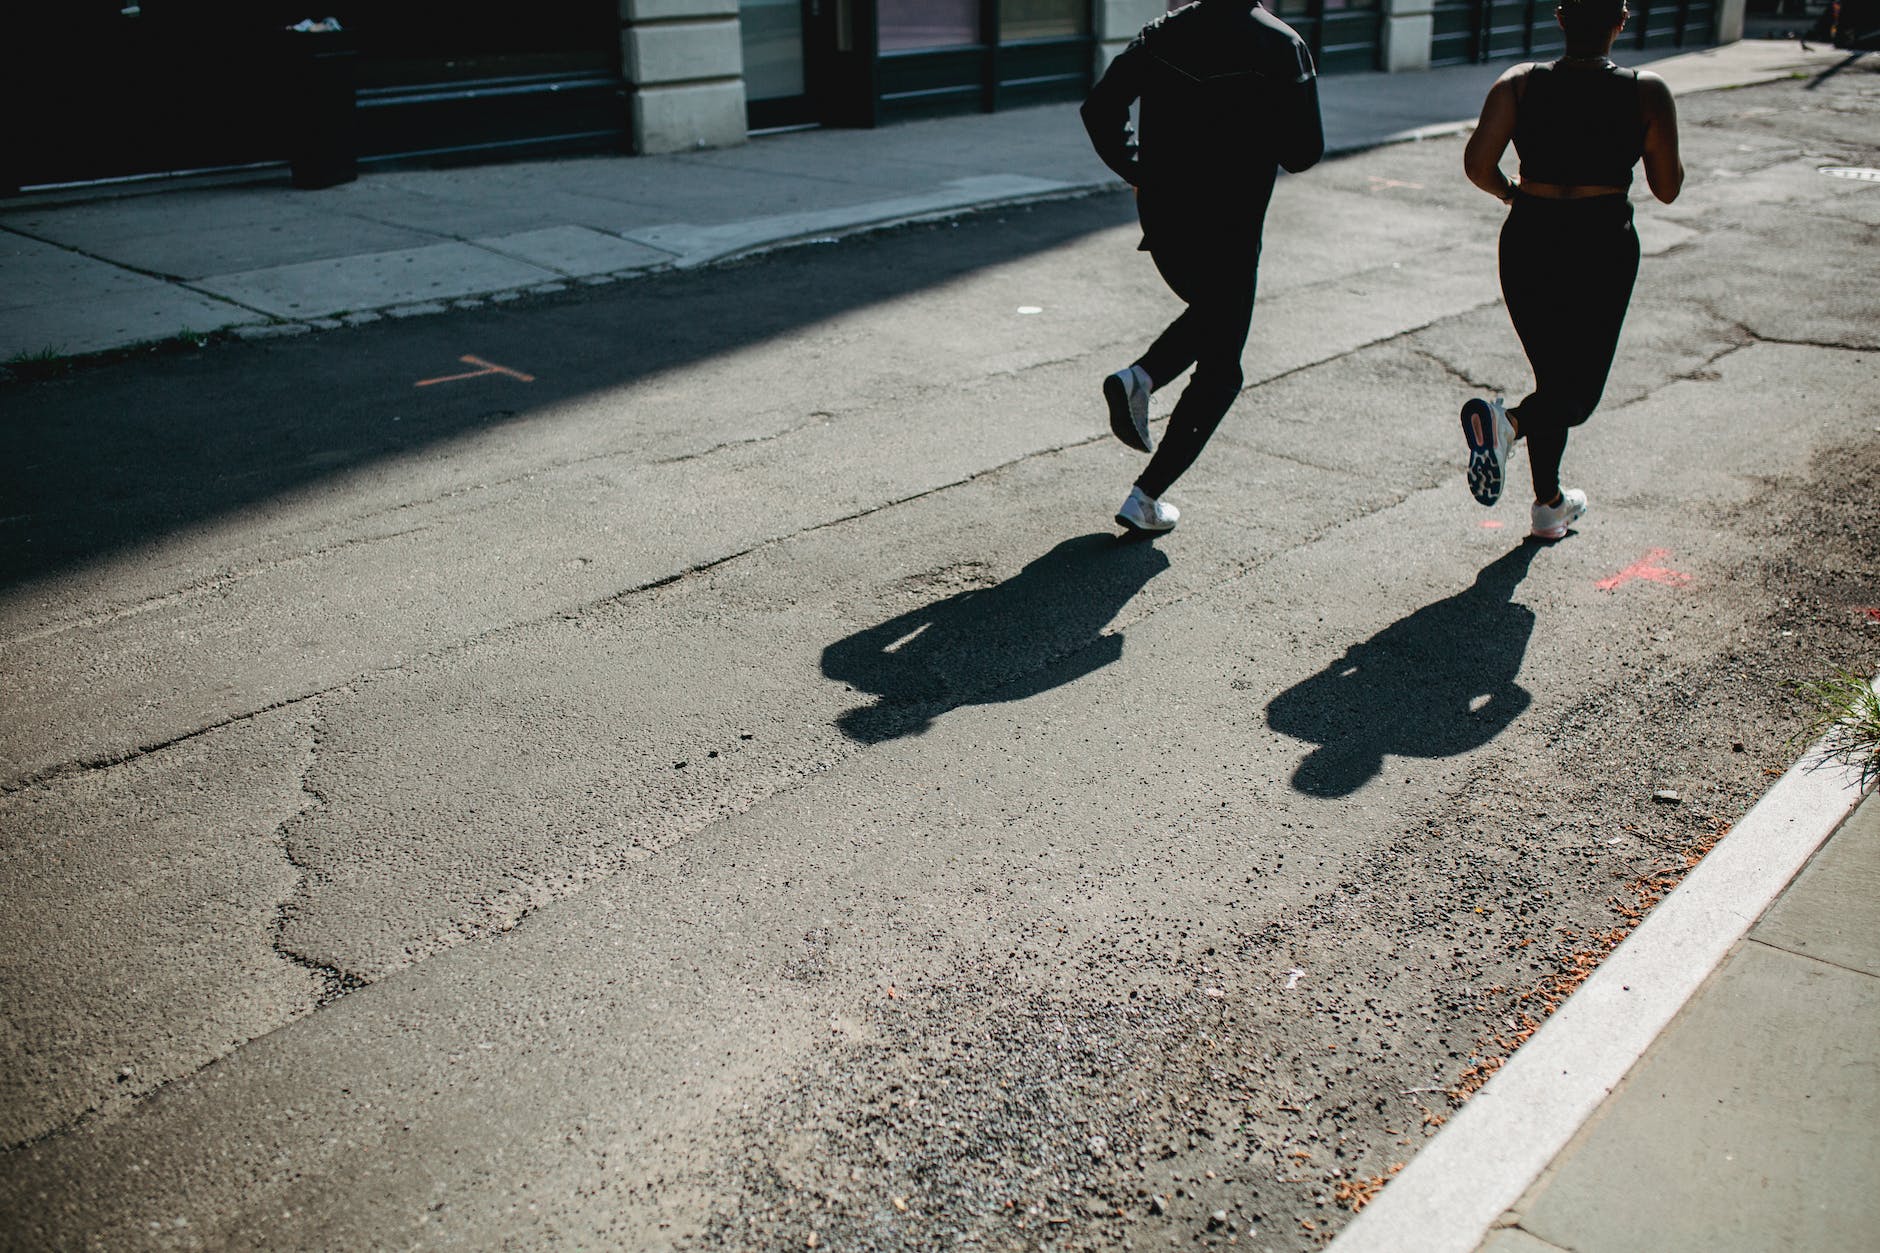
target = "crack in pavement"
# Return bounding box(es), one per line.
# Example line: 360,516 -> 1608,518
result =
1738,328 -> 1878,353
269,708 -> 366,1005
0,685 -> 350,797
0,701 -> 345,1153
650,410 -> 843,467
2,525 -> 440,648
1411,345 -> 1500,394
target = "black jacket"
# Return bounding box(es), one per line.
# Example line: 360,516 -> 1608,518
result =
1082,0 -> 1323,242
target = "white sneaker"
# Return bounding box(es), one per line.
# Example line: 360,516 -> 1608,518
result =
1531,488 -> 1587,540
1104,365 -> 1155,453
1116,485 -> 1178,533
1461,396 -> 1514,506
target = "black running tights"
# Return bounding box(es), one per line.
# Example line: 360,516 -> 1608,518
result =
1499,194 -> 1640,503
1132,236 -> 1260,501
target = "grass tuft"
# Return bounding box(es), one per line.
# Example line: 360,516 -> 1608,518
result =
1794,669 -> 1880,787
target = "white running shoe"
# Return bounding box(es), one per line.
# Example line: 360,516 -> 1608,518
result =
1461,396 -> 1515,506
1531,488 -> 1587,540
1104,365 -> 1155,453
1116,485 -> 1178,533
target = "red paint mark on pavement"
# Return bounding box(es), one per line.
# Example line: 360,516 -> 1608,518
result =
1596,548 -> 1692,592
1859,607 -> 1880,623
1480,519 -> 1505,529
415,354 -> 535,387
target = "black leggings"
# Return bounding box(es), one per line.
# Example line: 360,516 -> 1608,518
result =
1499,193 -> 1639,503
1132,235 -> 1260,500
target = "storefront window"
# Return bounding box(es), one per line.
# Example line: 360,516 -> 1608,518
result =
1003,0 -> 1087,41
879,0 -> 980,50
1265,0 -> 1381,13
742,0 -> 807,99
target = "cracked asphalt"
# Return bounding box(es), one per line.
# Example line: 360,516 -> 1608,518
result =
1,61 -> 1876,1250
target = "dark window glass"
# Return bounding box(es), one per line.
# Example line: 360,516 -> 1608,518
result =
742,0 -> 807,99
1004,0 -> 1087,40
879,0 -> 980,50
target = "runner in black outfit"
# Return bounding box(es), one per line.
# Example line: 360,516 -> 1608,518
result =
1458,0 -> 1684,539
1082,0 -> 1323,534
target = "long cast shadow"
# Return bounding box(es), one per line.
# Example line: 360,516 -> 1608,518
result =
1265,542 -> 1543,797
823,532 -> 1170,743
0,193 -> 1136,595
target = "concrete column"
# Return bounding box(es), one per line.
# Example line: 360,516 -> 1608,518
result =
620,0 -> 749,155
1382,0 -> 1436,73
1095,0 -> 1167,74
1714,0 -> 1746,43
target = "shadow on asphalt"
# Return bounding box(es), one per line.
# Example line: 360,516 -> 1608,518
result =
1266,541 -> 1543,797
0,194 -> 1136,594
823,531 -> 1169,743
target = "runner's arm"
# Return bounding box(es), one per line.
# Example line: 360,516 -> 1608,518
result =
1638,72 -> 1684,203
1463,68 -> 1524,202
1276,73 -> 1324,174
1081,40 -> 1147,186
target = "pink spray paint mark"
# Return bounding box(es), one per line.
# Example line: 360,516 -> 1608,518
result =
416,354 -> 535,387
1596,548 -> 1693,592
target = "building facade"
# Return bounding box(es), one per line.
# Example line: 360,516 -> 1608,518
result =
4,0 -> 1745,192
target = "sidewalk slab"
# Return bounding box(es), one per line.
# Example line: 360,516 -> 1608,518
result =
473,226 -> 678,278
194,241 -> 565,320
1752,783 -> 1880,976
619,174 -> 1077,267
1511,937 -> 1880,1253
2,191 -> 441,280
0,232 -> 263,357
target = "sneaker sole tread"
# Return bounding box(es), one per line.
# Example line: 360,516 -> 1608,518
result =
1105,375 -> 1152,453
1460,399 -> 1504,507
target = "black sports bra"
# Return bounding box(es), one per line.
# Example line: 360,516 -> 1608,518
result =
1514,61 -> 1645,189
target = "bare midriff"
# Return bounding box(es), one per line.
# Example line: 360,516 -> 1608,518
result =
1517,180 -> 1628,199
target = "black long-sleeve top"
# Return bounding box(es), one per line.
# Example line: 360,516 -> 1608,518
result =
1082,0 -> 1323,244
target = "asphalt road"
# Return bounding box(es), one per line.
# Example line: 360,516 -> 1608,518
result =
2,62 -> 1876,1251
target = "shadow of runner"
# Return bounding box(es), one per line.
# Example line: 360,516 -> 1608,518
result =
1266,542 -> 1544,798
823,532 -> 1171,743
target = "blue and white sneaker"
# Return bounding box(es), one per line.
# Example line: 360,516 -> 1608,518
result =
1461,396 -> 1514,506
1105,365 -> 1155,453
1116,485 -> 1178,533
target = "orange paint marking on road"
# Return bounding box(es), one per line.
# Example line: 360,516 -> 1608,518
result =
1596,548 -> 1692,592
1480,519 -> 1505,529
415,354 -> 535,387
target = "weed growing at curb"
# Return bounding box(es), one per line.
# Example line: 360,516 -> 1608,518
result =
0,327 -> 232,383
3,345 -> 70,379
1792,670 -> 1880,787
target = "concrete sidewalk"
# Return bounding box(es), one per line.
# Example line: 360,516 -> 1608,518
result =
0,38 -> 1846,363
1478,786 -> 1880,1253
1334,729 -> 1879,1253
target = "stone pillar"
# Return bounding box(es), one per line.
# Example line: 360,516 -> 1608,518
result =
619,0 -> 749,154
1095,0 -> 1167,74
1713,0 -> 1746,43
1382,0 -> 1435,73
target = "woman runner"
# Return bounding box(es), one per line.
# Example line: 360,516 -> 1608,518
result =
1458,0 -> 1684,539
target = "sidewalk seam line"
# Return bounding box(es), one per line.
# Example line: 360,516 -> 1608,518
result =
1743,934 -> 1880,981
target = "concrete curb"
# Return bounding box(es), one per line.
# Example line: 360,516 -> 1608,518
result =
1329,679 -> 1880,1253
